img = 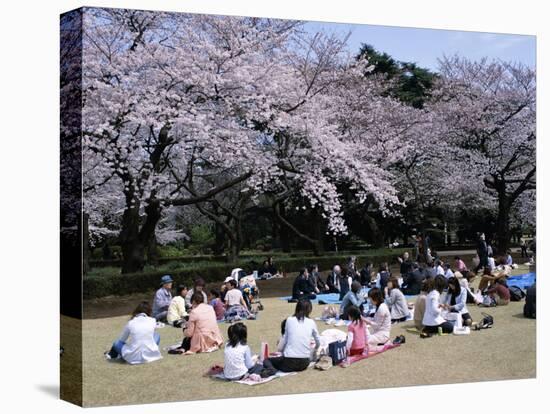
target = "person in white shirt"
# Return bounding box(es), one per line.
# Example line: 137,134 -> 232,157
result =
185,278 -> 208,308
442,276 -> 472,326
444,263 -> 454,279
223,322 -> 265,380
384,277 -> 410,323
263,299 -> 320,373
421,276 -> 454,337
224,279 -> 253,320
435,260 -> 445,276
105,301 -> 162,364
364,288 -> 391,346
167,285 -> 189,328
487,253 -> 496,272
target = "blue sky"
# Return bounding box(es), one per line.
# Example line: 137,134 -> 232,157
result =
304,21 -> 536,71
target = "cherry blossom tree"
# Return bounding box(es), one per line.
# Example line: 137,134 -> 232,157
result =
430,56 -> 536,253
81,8 -> 415,267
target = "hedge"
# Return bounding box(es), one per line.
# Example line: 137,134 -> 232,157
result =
83,250 -> 411,299
88,249 -> 407,268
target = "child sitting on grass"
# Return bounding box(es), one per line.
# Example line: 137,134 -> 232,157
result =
223,322 -> 266,380
345,306 -> 369,356
210,288 -> 225,321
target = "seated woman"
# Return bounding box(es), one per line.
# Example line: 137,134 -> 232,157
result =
456,271 -> 479,304
340,281 -> 365,319
442,276 -> 472,326
486,278 -> 510,306
413,279 -> 430,332
224,279 -> 254,320
167,285 -> 189,328
185,278 -> 208,309
180,292 -> 224,354
363,288 -> 391,346
345,306 -> 369,356
263,299 -> 320,373
421,276 -> 454,337
374,263 -> 391,290
223,322 -> 266,380
291,267 -> 317,301
454,256 -> 468,272
478,267 -> 507,292
105,302 -> 162,364
385,277 -> 410,323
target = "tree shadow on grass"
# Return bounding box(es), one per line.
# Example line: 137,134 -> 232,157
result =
35,384 -> 59,399
511,312 -> 532,319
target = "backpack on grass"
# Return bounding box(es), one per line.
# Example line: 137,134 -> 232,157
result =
509,286 -> 526,302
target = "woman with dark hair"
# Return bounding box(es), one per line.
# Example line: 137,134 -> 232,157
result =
185,277 -> 208,308
413,278 -> 432,331
364,288 -> 391,346
223,322 -> 266,380
385,277 -> 410,323
375,263 -> 391,290
340,281 -> 365,320
421,276 -> 454,337
180,291 -> 224,354
442,276 -> 472,326
263,299 -> 320,373
104,301 -> 162,364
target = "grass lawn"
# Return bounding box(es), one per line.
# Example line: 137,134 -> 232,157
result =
69,264 -> 536,407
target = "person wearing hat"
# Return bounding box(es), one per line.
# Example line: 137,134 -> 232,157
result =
152,275 -> 173,322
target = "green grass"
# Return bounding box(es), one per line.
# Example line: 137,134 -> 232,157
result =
77,264 -> 536,407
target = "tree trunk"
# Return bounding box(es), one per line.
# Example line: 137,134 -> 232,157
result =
495,195 -> 511,255
365,215 -> 384,248
82,213 -> 90,275
120,198 -> 162,274
276,204 -> 292,253
147,235 -> 159,266
274,204 -> 319,255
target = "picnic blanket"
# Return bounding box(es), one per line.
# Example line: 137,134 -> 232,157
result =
279,293 -> 341,305
206,365 -> 297,385
340,342 -> 401,367
506,272 -> 536,290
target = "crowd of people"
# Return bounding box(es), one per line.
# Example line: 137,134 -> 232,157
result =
104,240 -> 535,375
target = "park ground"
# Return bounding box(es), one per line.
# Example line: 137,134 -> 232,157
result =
67,260 -> 536,407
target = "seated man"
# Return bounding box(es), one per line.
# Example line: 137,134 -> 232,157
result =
401,263 -> 425,295
152,275 -> 173,322
397,252 -> 413,277
308,264 -> 328,294
291,267 -> 317,301
359,262 -> 373,286
167,285 -> 189,328
326,265 -> 342,294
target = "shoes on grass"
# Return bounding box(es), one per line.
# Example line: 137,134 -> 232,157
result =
392,335 -> 406,345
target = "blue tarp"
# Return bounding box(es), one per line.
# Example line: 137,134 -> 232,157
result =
279,288 -> 416,304
506,272 -> 536,290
